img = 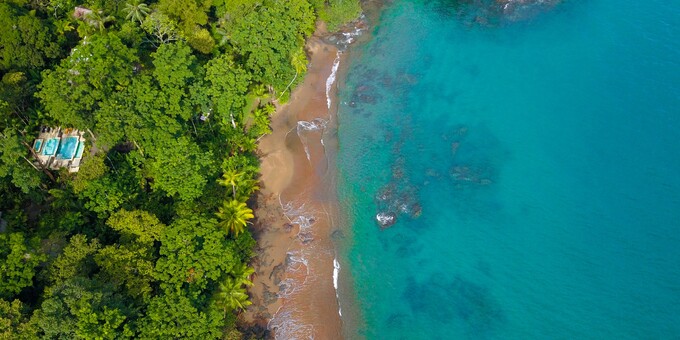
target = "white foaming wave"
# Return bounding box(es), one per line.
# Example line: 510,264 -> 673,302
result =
271,249 -> 314,337
297,118 -> 328,131
340,26 -> 364,45
287,251 -> 311,276
334,16 -> 366,49
326,53 -> 341,110
270,249 -> 315,338
272,196 -> 335,338
269,306 -> 316,340
296,118 -> 329,161
333,258 -> 342,317
277,277 -> 302,299
333,258 -> 340,290
276,251 -> 314,300
281,199 -> 320,238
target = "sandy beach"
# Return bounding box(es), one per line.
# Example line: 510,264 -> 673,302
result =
241,31 -> 346,339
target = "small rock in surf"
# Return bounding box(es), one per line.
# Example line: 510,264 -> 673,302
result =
376,212 -> 397,229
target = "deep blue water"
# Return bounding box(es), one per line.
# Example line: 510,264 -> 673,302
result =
336,0 -> 680,338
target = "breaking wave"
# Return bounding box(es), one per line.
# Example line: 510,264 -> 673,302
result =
326,53 -> 341,110
295,118 -> 329,162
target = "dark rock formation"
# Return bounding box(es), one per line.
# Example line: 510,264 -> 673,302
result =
376,212 -> 397,229
431,0 -> 561,25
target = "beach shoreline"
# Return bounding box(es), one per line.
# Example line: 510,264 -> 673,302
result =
240,3 -> 388,334
240,28 -> 349,339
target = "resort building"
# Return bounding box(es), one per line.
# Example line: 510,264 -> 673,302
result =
32,127 -> 86,173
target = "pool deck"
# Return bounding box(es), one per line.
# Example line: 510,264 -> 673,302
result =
33,127 -> 86,173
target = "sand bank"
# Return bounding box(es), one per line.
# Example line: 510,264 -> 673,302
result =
241,32 -> 347,339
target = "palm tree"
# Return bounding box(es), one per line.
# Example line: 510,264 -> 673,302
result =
279,48 -> 308,99
291,48 -> 308,76
238,136 -> 258,153
263,104 -> 276,116
217,169 -> 243,198
123,2 -> 150,24
235,177 -> 259,202
216,200 -> 254,237
231,262 -> 255,287
216,277 -> 251,315
85,11 -> 115,33
214,25 -> 230,47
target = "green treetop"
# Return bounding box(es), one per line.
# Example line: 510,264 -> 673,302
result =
37,33 -> 138,129
0,232 -> 46,299
154,215 -> 236,294
0,3 -> 60,71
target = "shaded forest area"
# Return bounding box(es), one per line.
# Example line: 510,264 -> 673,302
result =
0,0 -> 360,338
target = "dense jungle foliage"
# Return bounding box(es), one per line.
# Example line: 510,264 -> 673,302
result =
0,0 -> 360,338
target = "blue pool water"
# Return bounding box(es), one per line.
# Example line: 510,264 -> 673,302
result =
57,137 -> 79,159
41,138 -> 59,156
337,0 -> 680,338
33,139 -> 43,152
75,141 -> 84,158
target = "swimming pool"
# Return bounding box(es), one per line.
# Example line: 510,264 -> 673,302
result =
75,141 -> 84,159
56,136 -> 79,160
33,139 -> 43,153
41,138 -> 59,156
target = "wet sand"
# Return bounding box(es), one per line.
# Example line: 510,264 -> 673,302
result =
242,32 -> 345,339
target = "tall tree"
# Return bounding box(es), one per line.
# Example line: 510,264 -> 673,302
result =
31,277 -> 133,339
48,234 -> 100,284
146,137 -> 214,201
141,12 -> 179,46
138,290 -> 223,339
105,209 -> 164,245
215,276 -> 250,314
0,3 -> 60,71
156,0 -> 210,31
204,54 -> 251,129
154,216 -> 236,293
279,47 -> 308,98
95,244 -> 156,301
0,298 -> 37,339
123,2 -> 150,24
0,233 -> 46,298
37,33 -> 138,128
215,200 -> 253,237
0,129 -> 42,194
151,41 -> 198,121
95,209 -> 165,300
84,10 -> 115,34
229,262 -> 254,287
217,169 -> 243,198
228,0 -> 315,93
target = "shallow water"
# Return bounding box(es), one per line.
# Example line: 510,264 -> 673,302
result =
337,0 -> 680,338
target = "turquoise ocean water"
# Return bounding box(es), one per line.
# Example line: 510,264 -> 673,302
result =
336,0 -> 680,338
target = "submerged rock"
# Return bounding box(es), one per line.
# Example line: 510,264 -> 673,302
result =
331,229 -> 345,240
298,231 -> 314,244
375,185 -> 395,202
432,0 -> 560,26
376,212 -> 397,229
410,203 -> 423,218
499,0 -> 561,21
351,84 -> 384,105
283,223 -> 294,233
